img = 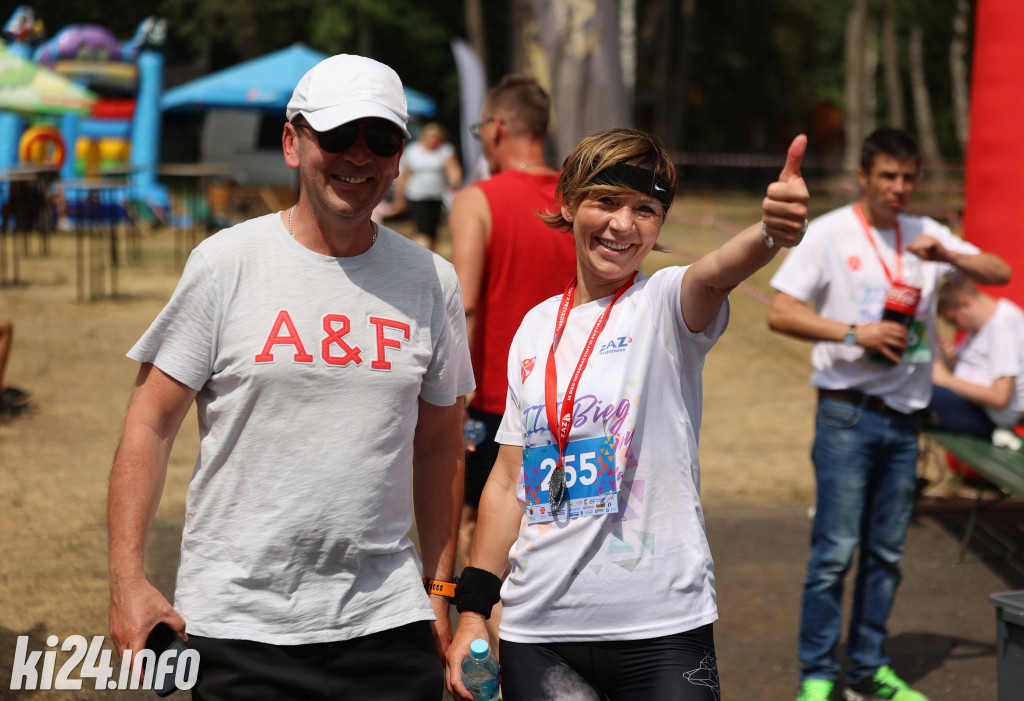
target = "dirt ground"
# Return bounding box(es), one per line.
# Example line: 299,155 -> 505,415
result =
1,194 -> 1020,700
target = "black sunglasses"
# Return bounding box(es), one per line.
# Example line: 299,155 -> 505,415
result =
293,122 -> 404,157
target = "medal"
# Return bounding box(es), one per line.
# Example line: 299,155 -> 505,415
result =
548,465 -> 567,511
544,273 -> 636,516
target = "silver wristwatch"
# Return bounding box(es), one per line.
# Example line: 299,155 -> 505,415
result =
761,219 -> 809,249
844,324 -> 858,346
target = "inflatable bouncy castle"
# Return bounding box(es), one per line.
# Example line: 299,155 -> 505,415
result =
0,6 -> 168,218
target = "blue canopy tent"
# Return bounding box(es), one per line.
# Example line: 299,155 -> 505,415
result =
161,43 -> 436,117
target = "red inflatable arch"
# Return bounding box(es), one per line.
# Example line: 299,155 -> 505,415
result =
962,0 -> 1024,304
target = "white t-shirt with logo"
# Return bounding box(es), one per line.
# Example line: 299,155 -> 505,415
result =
128,213 -> 475,645
953,298 -> 1024,427
495,266 -> 727,643
770,204 -> 980,413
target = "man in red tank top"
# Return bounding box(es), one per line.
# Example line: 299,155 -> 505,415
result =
448,75 -> 578,641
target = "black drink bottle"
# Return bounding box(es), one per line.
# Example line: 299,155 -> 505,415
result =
868,254 -> 922,365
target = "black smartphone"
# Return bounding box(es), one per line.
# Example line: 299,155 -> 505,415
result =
145,622 -> 189,697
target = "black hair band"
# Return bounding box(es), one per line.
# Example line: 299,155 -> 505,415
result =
454,566 -> 503,619
587,160 -> 673,209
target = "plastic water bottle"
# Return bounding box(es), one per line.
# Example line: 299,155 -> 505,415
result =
461,638 -> 499,700
868,253 -> 923,365
463,417 -> 487,448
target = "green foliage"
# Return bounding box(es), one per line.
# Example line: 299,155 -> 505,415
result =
804,0 -> 974,160
7,0 -> 972,166
681,0 -> 819,153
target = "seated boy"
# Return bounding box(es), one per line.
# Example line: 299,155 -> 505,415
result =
929,278 -> 1024,438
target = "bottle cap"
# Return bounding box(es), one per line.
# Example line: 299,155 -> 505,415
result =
470,638 -> 490,659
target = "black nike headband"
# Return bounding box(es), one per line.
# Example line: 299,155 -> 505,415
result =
586,159 -> 674,209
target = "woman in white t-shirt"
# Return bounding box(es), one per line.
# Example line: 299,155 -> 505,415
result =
444,127 -> 810,701
392,122 -> 463,251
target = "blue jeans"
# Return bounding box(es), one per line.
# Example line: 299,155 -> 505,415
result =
927,385 -> 996,438
798,396 -> 921,686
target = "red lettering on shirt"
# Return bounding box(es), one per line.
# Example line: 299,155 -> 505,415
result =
255,310 -> 314,363
369,316 -> 411,370
322,314 -> 362,366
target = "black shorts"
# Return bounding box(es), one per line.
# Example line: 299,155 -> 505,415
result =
407,199 -> 444,240
498,625 -> 719,701
187,622 -> 442,701
464,407 -> 503,508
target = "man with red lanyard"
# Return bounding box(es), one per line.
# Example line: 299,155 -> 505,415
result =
768,128 -> 1011,701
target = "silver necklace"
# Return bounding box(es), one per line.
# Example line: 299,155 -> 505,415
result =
288,207 -> 378,246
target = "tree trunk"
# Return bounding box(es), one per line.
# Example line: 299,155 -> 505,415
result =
464,0 -> 488,83
881,0 -> 905,128
864,17 -> 878,137
357,2 -> 372,57
654,0 -> 675,145
669,0 -> 697,153
843,0 -> 869,171
909,21 -> 943,181
238,0 -> 257,60
620,0 -> 636,99
950,0 -> 971,153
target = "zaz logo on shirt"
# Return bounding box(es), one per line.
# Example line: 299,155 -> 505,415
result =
599,336 -> 631,354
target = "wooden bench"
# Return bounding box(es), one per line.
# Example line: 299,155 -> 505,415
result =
926,430 -> 1024,560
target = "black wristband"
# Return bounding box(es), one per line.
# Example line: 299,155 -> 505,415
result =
454,567 -> 503,619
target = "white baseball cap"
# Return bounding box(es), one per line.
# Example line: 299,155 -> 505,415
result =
286,54 -> 410,137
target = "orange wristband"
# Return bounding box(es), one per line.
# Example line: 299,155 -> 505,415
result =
423,578 -> 457,598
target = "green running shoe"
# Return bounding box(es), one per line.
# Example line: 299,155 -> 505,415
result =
843,665 -> 929,700
797,679 -> 835,701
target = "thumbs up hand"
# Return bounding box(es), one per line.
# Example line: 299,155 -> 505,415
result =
761,134 -> 810,249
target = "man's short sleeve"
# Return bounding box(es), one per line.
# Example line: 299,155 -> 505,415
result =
419,272 -> 475,406
128,250 -> 219,390
770,223 -> 828,303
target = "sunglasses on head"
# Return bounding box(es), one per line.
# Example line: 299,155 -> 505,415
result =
293,121 -> 404,157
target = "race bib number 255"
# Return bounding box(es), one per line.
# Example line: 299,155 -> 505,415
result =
523,435 -> 617,524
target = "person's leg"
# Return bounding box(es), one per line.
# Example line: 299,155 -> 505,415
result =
798,398 -> 877,683
499,640 -> 601,701
458,408 -> 505,649
594,625 -> 720,701
845,415 -> 920,686
926,385 -> 996,437
409,200 -> 442,251
0,317 -> 30,412
0,317 -> 12,389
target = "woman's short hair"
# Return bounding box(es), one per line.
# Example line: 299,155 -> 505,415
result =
543,127 -> 679,232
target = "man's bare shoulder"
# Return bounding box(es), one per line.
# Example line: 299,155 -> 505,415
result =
449,184 -> 492,236
450,183 -> 490,213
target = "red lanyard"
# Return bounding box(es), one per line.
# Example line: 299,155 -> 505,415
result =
544,272 -> 636,475
853,202 -> 904,284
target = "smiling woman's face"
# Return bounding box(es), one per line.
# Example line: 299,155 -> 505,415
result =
565,190 -> 665,299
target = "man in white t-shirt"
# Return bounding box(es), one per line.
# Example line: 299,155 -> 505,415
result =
768,128 -> 1010,701
930,278 -> 1024,436
107,54 -> 474,700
